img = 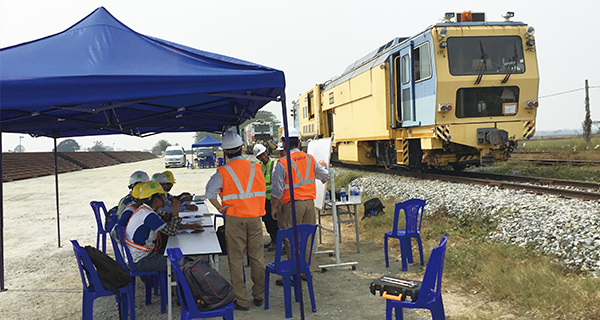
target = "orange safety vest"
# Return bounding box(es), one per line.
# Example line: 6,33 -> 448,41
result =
217,159 -> 266,218
278,151 -> 316,204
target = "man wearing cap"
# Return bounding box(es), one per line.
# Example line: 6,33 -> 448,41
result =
117,170 -> 149,218
253,144 -> 279,251
270,127 -> 328,265
124,181 -> 202,271
205,131 -> 266,311
110,182 -> 145,241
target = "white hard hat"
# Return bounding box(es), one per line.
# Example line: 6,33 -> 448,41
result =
150,172 -> 169,184
221,131 -> 244,149
253,144 -> 267,157
276,142 -> 284,150
282,127 -> 300,138
129,170 -> 149,186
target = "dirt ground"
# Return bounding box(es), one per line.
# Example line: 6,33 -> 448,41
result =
1,156 -> 498,320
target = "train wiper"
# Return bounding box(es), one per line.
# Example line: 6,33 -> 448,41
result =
501,44 -> 518,84
474,41 -> 488,85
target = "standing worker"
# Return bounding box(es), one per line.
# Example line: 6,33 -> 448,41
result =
270,128 -> 328,272
253,143 -> 279,251
205,131 -> 266,311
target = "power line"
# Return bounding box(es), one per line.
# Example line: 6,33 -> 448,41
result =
539,85 -> 599,99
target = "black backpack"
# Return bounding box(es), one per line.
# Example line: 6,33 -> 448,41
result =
182,258 -> 236,310
85,246 -> 132,319
362,197 -> 385,220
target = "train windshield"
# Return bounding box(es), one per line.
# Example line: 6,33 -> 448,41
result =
254,124 -> 271,133
447,36 -> 525,75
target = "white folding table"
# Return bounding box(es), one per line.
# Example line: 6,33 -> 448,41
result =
164,203 -> 222,320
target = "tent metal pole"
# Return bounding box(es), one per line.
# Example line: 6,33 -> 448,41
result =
0,131 -> 6,292
280,94 -> 305,320
53,137 -> 61,248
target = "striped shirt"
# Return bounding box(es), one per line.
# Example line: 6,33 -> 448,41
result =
125,204 -> 166,263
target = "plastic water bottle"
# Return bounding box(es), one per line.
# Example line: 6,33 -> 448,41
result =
340,186 -> 346,203
325,190 -> 331,201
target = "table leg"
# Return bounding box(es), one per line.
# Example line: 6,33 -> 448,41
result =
353,204 -> 360,253
167,258 -> 172,320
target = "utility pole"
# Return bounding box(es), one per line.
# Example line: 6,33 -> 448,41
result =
583,79 -> 592,143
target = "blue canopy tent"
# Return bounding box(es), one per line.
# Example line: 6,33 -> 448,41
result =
192,135 -> 222,148
0,7 -> 317,307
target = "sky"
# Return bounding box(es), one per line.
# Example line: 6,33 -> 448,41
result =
1,0 -> 598,152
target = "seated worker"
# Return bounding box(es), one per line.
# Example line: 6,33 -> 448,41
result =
110,182 -> 144,241
124,181 -> 202,271
117,170 -> 149,218
154,171 -> 198,213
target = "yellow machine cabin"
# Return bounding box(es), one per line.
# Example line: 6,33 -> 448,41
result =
298,11 -> 538,170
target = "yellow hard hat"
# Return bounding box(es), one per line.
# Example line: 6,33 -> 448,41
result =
162,170 -> 176,184
139,181 -> 166,199
130,183 -> 144,199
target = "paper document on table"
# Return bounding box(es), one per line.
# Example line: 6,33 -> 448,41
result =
307,137 -> 332,210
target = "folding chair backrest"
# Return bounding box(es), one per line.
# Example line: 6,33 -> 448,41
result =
114,225 -> 142,274
166,248 -> 200,314
90,201 -> 108,231
71,240 -> 107,294
274,224 -> 317,272
393,198 -> 426,234
416,236 -> 448,304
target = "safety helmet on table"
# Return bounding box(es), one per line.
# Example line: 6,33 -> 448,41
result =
139,181 -> 166,199
162,170 -> 176,184
276,142 -> 284,151
281,127 -> 300,139
129,170 -> 149,186
130,183 -> 144,199
151,172 -> 169,184
222,131 -> 244,150
253,144 -> 267,157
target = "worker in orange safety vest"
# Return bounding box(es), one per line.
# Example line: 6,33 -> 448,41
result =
205,131 -> 266,311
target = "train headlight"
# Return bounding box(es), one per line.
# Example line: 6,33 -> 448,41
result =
525,100 -> 539,108
438,103 -> 453,112
526,39 -> 535,47
439,27 -> 448,38
439,41 -> 448,48
526,26 -> 535,36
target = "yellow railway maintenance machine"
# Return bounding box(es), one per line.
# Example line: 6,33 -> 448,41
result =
298,11 -> 538,171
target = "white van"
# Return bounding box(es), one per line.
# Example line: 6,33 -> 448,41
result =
164,146 -> 186,168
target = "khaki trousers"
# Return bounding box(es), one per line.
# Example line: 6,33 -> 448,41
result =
224,215 -> 265,308
280,199 -> 316,265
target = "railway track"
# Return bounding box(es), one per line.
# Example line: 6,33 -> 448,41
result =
333,162 -> 600,201
509,158 -> 600,166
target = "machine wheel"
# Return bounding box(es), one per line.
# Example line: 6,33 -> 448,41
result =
452,163 -> 466,172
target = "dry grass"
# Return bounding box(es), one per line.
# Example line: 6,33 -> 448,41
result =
344,174 -> 600,319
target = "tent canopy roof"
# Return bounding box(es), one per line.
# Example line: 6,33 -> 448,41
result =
0,7 -> 285,138
192,135 -> 222,148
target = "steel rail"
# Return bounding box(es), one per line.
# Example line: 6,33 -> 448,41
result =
333,163 -> 600,201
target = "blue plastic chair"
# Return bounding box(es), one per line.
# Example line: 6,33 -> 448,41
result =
207,156 -> 215,168
217,157 -> 224,167
166,248 -> 235,320
199,159 -> 206,169
71,240 -> 136,320
385,236 -> 448,320
90,201 -> 111,254
385,199 -> 426,272
115,225 -> 168,314
110,233 -> 158,306
265,224 -> 317,318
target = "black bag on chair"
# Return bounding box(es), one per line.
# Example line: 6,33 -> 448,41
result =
362,197 -> 385,220
182,259 -> 235,310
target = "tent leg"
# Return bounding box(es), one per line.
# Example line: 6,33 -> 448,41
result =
54,137 -> 61,248
0,132 -> 6,292
280,94 -> 305,320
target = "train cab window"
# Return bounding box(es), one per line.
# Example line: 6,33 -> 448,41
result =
456,86 -> 520,118
307,93 -> 315,120
447,36 -> 525,75
413,43 -> 431,81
